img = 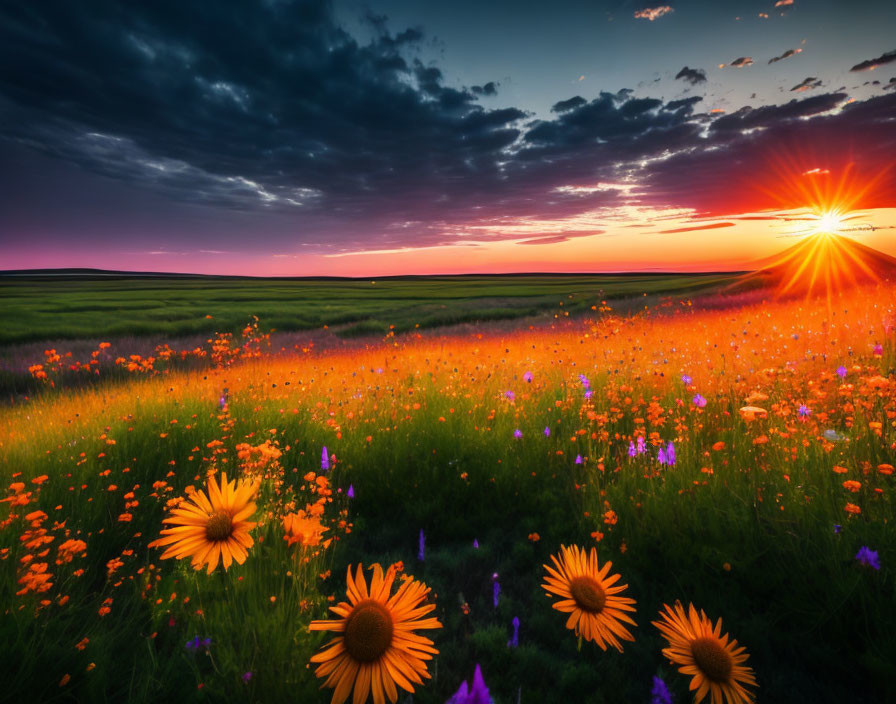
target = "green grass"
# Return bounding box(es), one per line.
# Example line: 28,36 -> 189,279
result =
0,272 -> 737,345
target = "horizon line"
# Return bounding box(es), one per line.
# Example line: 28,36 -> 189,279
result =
0,266 -> 749,280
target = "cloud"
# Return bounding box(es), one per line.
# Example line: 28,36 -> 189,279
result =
709,92 -> 845,131
657,222 -> 735,234
769,48 -> 802,64
640,92 -> 896,216
674,66 -> 707,85
0,0 -> 539,250
775,0 -> 794,6
663,96 -> 703,114
791,77 -> 822,92
471,82 -> 498,96
634,6 -> 674,21
552,96 -> 588,113
517,231 -> 605,245
850,49 -> 896,72
727,57 -> 754,68
1,0 -> 894,259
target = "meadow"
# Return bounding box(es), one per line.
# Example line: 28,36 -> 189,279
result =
0,271 -> 736,345
1,282 -> 894,704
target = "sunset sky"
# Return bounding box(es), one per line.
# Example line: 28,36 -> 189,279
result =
1,0 -> 895,275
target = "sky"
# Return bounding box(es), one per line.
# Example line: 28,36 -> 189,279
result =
1,0 -> 895,276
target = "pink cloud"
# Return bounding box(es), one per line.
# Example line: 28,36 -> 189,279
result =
634,6 -> 674,21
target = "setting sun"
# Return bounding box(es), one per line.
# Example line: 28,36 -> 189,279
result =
812,210 -> 846,235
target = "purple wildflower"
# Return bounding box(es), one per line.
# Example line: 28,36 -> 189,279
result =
242,672 -> 253,683
321,446 -> 329,471
544,426 -> 551,437
637,436 -> 646,454
666,441 -> 676,466
650,676 -> 673,704
447,664 -> 492,704
575,454 -> 583,465
186,636 -> 211,652
797,404 -> 811,417
872,343 -> 883,356
578,374 -> 591,388
836,365 -> 848,379
418,529 -> 425,561
584,389 -> 593,400
855,546 -> 881,570
513,429 -> 523,439
508,616 -> 520,648
493,580 -> 501,609
658,447 -> 667,465
473,539 -> 479,549
692,394 -> 707,408
628,441 -> 637,458
834,524 -> 842,534
347,484 -> 355,499
681,374 -> 692,385
523,371 -> 533,383
505,390 -> 515,401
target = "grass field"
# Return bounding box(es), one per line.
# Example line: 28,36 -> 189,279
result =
0,271 -> 738,345
1,282 -> 894,704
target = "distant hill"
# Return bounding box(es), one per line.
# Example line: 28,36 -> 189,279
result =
734,233 -> 896,296
0,268 -> 744,281
0,268 -> 216,279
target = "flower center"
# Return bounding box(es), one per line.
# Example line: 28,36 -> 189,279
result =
343,600 -> 394,663
568,576 -> 606,614
205,512 -> 234,541
690,637 -> 733,682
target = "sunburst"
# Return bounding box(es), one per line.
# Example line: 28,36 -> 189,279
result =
749,156 -> 893,300
810,209 -> 845,236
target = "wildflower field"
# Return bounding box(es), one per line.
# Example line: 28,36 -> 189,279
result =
1,283 -> 894,703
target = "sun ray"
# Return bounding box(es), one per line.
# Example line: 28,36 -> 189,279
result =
742,153 -> 894,301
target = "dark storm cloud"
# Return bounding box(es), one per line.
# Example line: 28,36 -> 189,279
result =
0,0 -> 534,248
790,77 -> 822,92
551,96 -> 588,113
663,96 -> 703,114
1,0 -> 894,254
768,48 -> 801,64
849,49 -> 896,72
709,92 -> 845,131
640,92 -> 896,215
524,92 -> 679,150
0,0 -> 720,251
674,66 -> 707,85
